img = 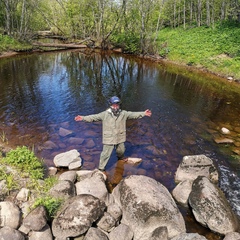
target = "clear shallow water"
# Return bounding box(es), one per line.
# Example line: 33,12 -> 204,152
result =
0,50 -> 240,239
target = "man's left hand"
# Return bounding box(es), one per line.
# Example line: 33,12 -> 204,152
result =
145,109 -> 152,117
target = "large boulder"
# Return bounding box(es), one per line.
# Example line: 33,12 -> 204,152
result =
0,201 -> 21,229
189,176 -> 239,235
112,175 -> 186,239
84,227 -> 109,240
0,226 -> 25,240
75,170 -> 110,205
58,170 -> 77,182
49,180 -> 76,199
223,232 -> 240,240
52,194 -> 106,239
175,155 -> 218,183
108,223 -> 134,240
23,205 -> 48,231
171,233 -> 207,240
28,224 -> 53,240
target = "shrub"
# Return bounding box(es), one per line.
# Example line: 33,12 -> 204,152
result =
111,32 -> 141,53
3,146 -> 44,180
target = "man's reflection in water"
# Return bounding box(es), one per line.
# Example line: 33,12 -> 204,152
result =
108,159 -> 126,190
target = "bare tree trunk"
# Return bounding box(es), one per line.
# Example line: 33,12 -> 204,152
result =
100,0 -> 105,42
3,0 -> 11,35
154,0 -> 164,43
220,0 -> 226,21
236,0 -> 240,22
183,0 -> 186,29
189,0 -> 193,26
197,0 -> 202,27
178,3 -> 180,27
140,0 -> 145,53
211,0 -> 215,28
20,0 -> 26,37
173,0 -> 176,28
206,0 -> 210,26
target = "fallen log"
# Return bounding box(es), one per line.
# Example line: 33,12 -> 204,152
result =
32,42 -> 87,49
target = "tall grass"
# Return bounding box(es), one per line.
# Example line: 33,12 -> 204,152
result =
0,34 -> 32,52
157,22 -> 240,80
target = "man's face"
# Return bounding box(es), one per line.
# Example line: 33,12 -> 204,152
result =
111,103 -> 120,110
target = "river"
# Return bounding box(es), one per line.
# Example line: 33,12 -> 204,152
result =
0,49 -> 239,239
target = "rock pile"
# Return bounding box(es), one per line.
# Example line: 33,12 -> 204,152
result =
0,153 -> 239,240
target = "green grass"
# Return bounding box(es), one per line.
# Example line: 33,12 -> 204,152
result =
0,146 -> 62,217
0,34 -> 32,52
157,22 -> 240,80
31,196 -> 63,218
2,146 -> 44,180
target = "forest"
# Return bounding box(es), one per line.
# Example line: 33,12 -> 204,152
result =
1,0 -> 240,80
0,0 -> 240,52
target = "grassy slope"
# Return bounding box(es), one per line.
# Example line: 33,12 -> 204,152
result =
157,23 -> 240,80
0,35 -> 32,52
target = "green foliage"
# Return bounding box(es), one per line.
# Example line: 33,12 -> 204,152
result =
42,176 -> 58,192
0,145 -> 62,218
3,146 -> 44,180
0,35 -> 32,52
0,148 -> 60,216
31,196 -> 63,218
0,167 -> 19,191
29,176 -> 61,218
110,33 -> 141,54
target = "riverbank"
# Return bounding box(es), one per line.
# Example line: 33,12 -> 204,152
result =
155,24 -> 240,81
1,24 -> 240,83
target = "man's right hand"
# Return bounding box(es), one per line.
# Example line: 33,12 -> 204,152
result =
75,115 -> 83,121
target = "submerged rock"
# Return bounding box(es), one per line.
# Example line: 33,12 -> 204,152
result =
59,127 -> 74,137
214,138 -> 234,144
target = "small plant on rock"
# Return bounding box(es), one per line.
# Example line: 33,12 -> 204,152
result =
0,131 -> 8,144
31,196 -> 63,218
3,146 -> 44,180
0,166 -> 19,192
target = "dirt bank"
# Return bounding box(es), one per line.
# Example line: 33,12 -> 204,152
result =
0,51 -> 19,58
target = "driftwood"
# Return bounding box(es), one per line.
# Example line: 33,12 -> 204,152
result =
32,42 -> 87,49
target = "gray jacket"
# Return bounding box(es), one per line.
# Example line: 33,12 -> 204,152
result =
82,108 -> 145,145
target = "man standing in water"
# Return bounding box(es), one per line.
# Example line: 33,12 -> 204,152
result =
75,96 -> 152,172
